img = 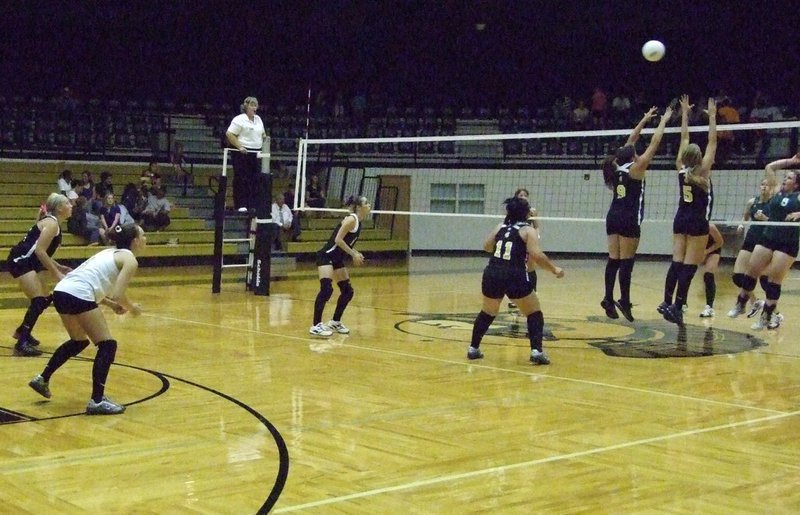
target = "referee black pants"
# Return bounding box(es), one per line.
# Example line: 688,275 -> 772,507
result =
231,149 -> 259,210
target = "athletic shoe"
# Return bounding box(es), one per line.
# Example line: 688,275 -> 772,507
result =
746,299 -> 765,319
14,340 -> 42,357
309,323 -> 333,337
327,320 -> 350,334
751,311 -> 768,331
615,299 -> 635,322
467,347 -> 484,360
600,299 -> 619,319
28,374 -> 51,399
727,302 -> 745,318
657,301 -> 669,315
13,330 -> 40,346
663,304 -> 684,326
86,396 -> 126,415
530,349 -> 551,365
767,313 -> 784,330
699,305 -> 715,318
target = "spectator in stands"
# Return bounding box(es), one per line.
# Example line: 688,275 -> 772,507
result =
140,161 -> 158,191
81,171 -> 95,201
57,169 -> 73,195
283,184 -> 302,241
6,193 -> 73,356
271,194 -> 293,251
121,183 -> 146,222
94,171 -> 114,212
226,96 -> 267,213
68,196 -> 101,245
591,86 -> 608,129
66,179 -> 85,205
572,100 -> 590,129
611,90 -> 632,125
98,192 -> 121,245
306,174 -> 326,209
141,187 -> 171,231
749,91 -> 783,168
716,96 -> 740,165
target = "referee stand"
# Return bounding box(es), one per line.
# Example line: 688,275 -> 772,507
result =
212,146 -> 276,295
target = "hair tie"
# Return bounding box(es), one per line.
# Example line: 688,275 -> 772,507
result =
115,225 -> 123,233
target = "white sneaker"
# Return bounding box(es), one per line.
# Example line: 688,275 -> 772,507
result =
309,323 -> 333,337
767,313 -> 784,330
727,303 -> 745,318
747,299 -> 765,319
699,305 -> 715,318
86,396 -> 126,415
327,320 -> 350,334
751,312 -> 768,331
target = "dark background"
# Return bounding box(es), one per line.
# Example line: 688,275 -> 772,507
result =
2,0 -> 797,110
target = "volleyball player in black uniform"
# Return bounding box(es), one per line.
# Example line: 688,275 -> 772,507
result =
698,223 -> 724,317
661,95 -> 717,326
6,193 -> 72,356
309,196 -> 371,337
733,152 -> 800,330
726,179 -> 771,318
601,105 -> 672,322
467,197 -> 564,365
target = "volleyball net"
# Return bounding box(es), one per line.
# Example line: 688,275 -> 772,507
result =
294,119 -> 800,255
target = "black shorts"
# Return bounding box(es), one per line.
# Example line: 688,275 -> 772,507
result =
316,251 -> 346,270
6,255 -> 46,279
757,236 -> 799,259
481,265 -> 534,300
741,230 -> 762,253
53,291 -> 98,315
673,214 -> 709,237
606,214 -> 641,238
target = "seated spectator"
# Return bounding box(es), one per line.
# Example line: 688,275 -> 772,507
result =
271,194 -> 293,251
94,171 -> 114,212
98,192 -> 121,245
80,170 -> 95,201
141,187 -> 171,231
572,100 -> 590,129
57,169 -> 73,195
66,179 -> 85,205
121,182 -> 147,222
141,160 -> 158,190
171,140 -> 193,193
67,196 -> 100,245
717,97 -> 740,165
283,184 -> 302,242
306,174 -> 326,209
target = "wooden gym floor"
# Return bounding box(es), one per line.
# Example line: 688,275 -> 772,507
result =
1,256 -> 799,513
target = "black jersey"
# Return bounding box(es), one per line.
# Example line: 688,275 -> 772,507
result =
747,195 -> 771,241
318,213 -> 361,258
607,162 -> 645,224
763,190 -> 800,243
676,167 -> 711,221
8,214 -> 62,265
488,222 -> 529,269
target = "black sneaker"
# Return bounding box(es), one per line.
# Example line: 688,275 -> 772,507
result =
600,299 -> 619,319
663,304 -> 684,326
13,330 -> 40,347
615,299 -> 635,322
656,301 -> 669,315
14,341 -> 42,357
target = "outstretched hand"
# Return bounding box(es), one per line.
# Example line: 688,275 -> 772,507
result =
680,94 -> 693,113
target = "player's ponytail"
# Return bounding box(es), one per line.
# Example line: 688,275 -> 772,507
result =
106,223 -> 140,250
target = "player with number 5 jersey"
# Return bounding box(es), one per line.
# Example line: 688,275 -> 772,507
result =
467,197 -> 564,365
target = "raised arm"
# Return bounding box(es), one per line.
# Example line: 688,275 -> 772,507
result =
630,106 -> 673,179
700,97 -> 717,173
675,94 -> 692,170
764,152 -> 800,194
624,107 -> 657,146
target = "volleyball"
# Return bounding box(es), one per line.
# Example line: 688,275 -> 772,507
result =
642,40 -> 665,62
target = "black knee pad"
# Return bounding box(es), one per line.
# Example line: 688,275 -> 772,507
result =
740,275 -> 757,292
319,278 -> 334,302
732,273 -> 744,288
764,282 -> 782,301
66,338 -> 91,355
759,275 -> 770,292
96,339 -> 118,362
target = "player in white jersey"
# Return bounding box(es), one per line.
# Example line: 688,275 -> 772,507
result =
28,224 -> 146,415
